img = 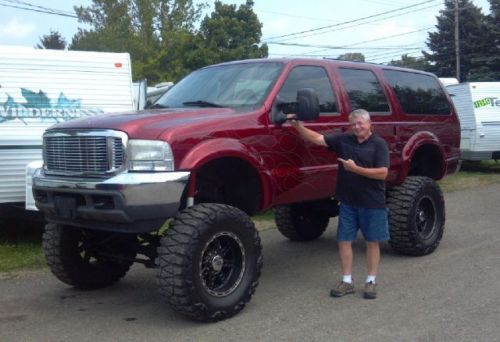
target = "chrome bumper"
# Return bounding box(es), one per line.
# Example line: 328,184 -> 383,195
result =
32,169 -> 190,233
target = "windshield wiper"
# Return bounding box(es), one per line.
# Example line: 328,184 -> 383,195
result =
182,100 -> 222,108
146,103 -> 169,109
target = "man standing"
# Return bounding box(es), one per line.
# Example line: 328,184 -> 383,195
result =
287,109 -> 389,299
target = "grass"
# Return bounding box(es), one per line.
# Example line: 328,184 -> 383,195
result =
1,160 -> 499,273
438,160 -> 500,192
0,226 -> 46,273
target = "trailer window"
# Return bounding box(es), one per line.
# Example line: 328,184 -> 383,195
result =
383,70 -> 451,115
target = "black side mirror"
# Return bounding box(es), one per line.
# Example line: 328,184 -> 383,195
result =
272,88 -> 320,124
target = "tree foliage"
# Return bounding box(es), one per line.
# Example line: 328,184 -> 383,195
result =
36,30 -> 67,50
478,0 -> 500,80
199,0 -> 268,63
388,54 -> 431,71
69,0 -> 267,83
423,0 -> 496,81
336,53 -> 365,62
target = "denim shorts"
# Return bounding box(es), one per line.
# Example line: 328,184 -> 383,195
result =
337,203 -> 390,242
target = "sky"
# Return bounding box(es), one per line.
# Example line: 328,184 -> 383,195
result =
0,0 -> 492,64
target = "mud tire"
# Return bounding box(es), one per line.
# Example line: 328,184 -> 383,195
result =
42,223 -> 136,289
273,203 -> 330,241
157,203 -> 262,322
387,176 -> 445,256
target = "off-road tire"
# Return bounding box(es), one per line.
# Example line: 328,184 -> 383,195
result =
387,176 -> 445,256
157,203 -> 263,322
273,203 -> 330,241
42,223 -> 136,289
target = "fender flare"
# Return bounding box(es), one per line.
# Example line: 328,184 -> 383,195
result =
400,131 -> 446,181
178,138 -> 274,209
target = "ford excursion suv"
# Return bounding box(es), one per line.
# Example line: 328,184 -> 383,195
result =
32,58 -> 460,321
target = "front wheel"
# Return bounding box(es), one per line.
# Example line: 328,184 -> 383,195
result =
387,176 -> 445,256
42,223 -> 137,289
157,203 -> 262,322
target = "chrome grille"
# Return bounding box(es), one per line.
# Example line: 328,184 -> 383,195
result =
44,131 -> 126,176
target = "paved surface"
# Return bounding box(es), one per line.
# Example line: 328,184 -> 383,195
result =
1,184 -> 500,342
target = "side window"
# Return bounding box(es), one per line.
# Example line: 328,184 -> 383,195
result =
338,68 -> 390,113
383,70 -> 451,115
277,66 -> 337,114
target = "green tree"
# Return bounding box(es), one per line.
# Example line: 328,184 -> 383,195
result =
336,52 -> 365,62
469,0 -> 500,80
70,0 -> 134,53
388,54 -> 431,71
69,0 -> 205,83
36,30 -> 67,50
423,0 -> 491,81
198,0 -> 268,64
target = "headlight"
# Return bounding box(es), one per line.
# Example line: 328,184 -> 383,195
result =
127,140 -> 174,171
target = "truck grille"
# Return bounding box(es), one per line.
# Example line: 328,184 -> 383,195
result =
43,131 -> 126,176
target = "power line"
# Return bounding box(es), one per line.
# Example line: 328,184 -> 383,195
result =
267,3 -> 441,44
255,9 -> 340,23
3,0 -> 75,15
341,27 -> 433,48
367,51 -> 425,63
294,27 -> 432,57
263,0 -> 440,41
267,42 -> 424,50
0,0 -> 77,18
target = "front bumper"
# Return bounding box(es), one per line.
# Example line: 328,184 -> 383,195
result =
32,169 -> 190,233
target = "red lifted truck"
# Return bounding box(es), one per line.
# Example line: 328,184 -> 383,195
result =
33,58 -> 460,321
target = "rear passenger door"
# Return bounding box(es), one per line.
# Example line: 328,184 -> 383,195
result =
335,67 -> 399,183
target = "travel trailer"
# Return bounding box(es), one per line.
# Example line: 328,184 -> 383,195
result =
446,82 -> 500,160
0,46 -> 136,224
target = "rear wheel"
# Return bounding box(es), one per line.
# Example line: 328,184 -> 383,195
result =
387,176 -> 445,256
157,203 -> 262,322
273,201 -> 332,241
42,223 -> 137,289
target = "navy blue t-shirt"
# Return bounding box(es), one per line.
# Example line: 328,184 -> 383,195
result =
324,133 -> 389,208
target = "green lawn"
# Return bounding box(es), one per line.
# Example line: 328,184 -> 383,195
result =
1,160 -> 499,273
0,227 -> 46,273
438,160 -> 500,192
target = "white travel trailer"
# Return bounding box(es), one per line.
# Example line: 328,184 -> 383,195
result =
0,46 -> 136,223
446,82 -> 500,161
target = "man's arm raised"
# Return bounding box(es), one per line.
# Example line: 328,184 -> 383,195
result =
286,114 -> 327,147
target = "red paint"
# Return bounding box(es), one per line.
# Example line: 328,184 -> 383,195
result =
52,58 -> 460,211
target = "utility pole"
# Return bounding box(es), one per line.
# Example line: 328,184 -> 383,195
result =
454,0 -> 460,82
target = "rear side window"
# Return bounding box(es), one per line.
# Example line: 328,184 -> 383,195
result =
338,68 -> 390,113
383,70 -> 451,115
278,66 -> 337,114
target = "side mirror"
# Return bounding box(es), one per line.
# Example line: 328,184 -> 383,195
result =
272,88 -> 320,124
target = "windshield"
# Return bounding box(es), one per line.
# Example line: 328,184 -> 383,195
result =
155,62 -> 284,109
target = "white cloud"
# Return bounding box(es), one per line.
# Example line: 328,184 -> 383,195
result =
0,18 -> 36,38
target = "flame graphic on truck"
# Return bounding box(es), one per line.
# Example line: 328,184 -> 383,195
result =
0,88 -> 104,124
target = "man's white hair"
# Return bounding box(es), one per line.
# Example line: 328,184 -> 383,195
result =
349,109 -> 371,122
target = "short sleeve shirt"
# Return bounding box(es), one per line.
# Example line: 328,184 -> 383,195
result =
324,133 -> 389,208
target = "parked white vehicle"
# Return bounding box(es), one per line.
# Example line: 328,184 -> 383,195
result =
0,45 -> 137,222
446,82 -> 500,161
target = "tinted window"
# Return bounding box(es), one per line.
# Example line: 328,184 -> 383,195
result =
338,68 -> 390,113
383,70 -> 451,115
156,62 -> 283,108
278,66 -> 337,114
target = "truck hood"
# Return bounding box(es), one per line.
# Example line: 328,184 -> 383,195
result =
47,107 -> 253,139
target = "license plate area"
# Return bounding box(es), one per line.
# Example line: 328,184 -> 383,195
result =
54,196 -> 77,219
